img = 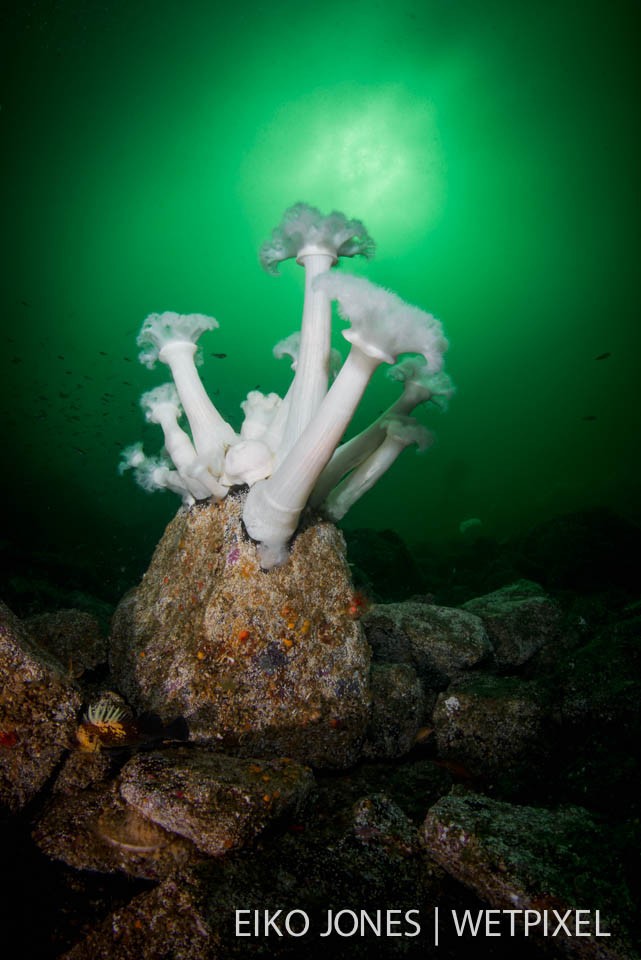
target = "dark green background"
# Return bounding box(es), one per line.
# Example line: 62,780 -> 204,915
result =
1,0 -> 639,585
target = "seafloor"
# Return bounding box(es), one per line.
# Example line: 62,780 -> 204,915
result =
0,505 -> 639,959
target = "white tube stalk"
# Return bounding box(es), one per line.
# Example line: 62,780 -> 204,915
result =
275,249 -> 336,462
158,341 -> 237,456
325,419 -> 433,521
243,272 -> 447,567
260,333 -> 299,455
184,457 -> 229,500
146,402 -> 212,500
152,465 -> 195,504
310,372 -> 436,507
242,346 -> 380,568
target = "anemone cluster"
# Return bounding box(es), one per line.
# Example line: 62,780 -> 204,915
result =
120,203 -> 454,568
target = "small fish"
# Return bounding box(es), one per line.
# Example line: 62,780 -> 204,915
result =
20,300 -> 30,307
582,415 -> 597,421
210,352 -> 227,359
99,350 -> 108,356
594,352 -> 611,361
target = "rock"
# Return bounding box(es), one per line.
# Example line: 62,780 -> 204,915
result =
35,746 -> 315,877
432,675 -> 550,792
24,608 -> 107,676
350,793 -> 422,857
119,748 -> 315,857
423,791 -> 637,958
363,662 -> 425,759
62,789 -> 442,960
462,579 -> 562,668
560,616 -> 641,727
363,602 -> 492,689
0,601 -> 80,812
34,775 -> 197,880
110,492 -> 371,768
556,615 -> 641,815
62,879 -> 211,960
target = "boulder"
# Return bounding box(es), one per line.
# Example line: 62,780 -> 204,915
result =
363,602 -> 492,689
0,601 -> 80,812
24,608 -> 107,676
110,493 -> 371,768
363,662 -> 425,759
432,674 -> 550,792
423,791 -> 636,958
462,579 -> 561,668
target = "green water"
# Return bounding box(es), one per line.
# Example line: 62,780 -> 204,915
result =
1,0 -> 639,587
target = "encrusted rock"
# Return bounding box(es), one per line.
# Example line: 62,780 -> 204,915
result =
62,787 -> 442,960
423,791 -> 636,958
363,662 -> 425,759
34,776 -> 197,879
110,493 -> 370,768
62,879 -> 211,960
351,793 -> 422,857
462,579 -> 562,667
0,601 -> 81,812
363,602 -> 492,689
24,608 -> 107,676
119,747 -> 315,857
35,746 -> 315,877
432,675 -> 550,790
556,615 -> 641,814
